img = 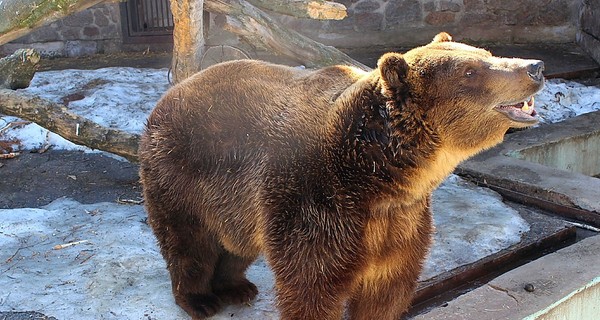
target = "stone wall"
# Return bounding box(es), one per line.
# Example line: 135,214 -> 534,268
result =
272,0 -> 580,48
0,3 -> 122,57
1,0 -> 584,58
578,0 -> 600,64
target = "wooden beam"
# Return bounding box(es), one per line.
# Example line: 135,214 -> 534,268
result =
247,0 -> 347,20
205,0 -> 369,70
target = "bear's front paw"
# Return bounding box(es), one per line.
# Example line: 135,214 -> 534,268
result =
177,293 -> 223,319
213,278 -> 258,305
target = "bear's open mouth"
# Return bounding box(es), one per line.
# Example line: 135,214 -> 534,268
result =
494,96 -> 537,123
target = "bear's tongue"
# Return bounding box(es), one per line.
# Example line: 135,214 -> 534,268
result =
494,97 -> 537,123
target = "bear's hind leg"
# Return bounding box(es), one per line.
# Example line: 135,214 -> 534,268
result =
147,203 -> 223,319
211,250 -> 258,305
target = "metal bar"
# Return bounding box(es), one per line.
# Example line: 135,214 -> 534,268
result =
125,0 -> 174,36
158,0 -> 165,28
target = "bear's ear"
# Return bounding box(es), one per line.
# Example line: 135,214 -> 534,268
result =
377,52 -> 408,97
432,32 -> 453,43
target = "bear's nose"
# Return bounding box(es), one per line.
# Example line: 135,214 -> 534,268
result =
527,61 -> 545,81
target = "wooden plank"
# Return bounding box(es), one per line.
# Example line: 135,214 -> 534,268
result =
408,203 -> 576,316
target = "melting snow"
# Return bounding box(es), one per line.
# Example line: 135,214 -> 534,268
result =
0,178 -> 528,319
1,67 -> 598,319
1,69 -> 599,152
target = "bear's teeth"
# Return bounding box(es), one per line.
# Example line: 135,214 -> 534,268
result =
521,97 -> 535,113
521,100 -> 530,112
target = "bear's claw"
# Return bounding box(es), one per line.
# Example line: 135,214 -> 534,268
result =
213,279 -> 259,305
180,293 -> 223,319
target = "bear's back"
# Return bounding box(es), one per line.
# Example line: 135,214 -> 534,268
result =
144,60 -> 367,168
138,60 -> 368,254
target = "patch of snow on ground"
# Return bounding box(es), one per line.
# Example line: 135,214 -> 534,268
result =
0,68 -> 597,318
19,67 -> 170,134
423,175 -> 530,279
536,78 -> 600,124
0,198 -> 277,320
0,116 -> 88,152
2,69 -> 600,155
1,67 -> 169,155
1,175 -> 527,319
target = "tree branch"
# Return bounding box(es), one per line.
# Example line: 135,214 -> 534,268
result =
0,49 -> 40,89
0,89 -> 139,162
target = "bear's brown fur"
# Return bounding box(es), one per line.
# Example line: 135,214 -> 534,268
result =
138,33 -> 544,320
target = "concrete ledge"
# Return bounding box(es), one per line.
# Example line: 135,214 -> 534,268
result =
413,235 -> 600,319
458,111 -> 600,226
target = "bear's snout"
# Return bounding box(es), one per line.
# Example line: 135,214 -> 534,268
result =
526,60 -> 545,82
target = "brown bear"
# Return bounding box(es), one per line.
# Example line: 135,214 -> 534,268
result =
138,32 -> 544,320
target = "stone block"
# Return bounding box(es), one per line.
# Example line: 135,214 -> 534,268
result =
98,39 -> 123,54
354,0 -> 380,13
439,0 -> 461,12
538,5 -> 571,26
25,25 -> 61,42
62,9 -> 94,27
0,41 -> 65,58
385,0 -> 422,26
93,8 -> 111,27
460,12 -> 497,26
83,26 -> 100,38
60,27 -> 82,41
104,3 -> 121,24
99,24 -> 121,39
464,0 -> 484,11
424,1 -> 435,12
354,12 -> 383,31
65,40 -> 97,57
578,31 -> 600,65
425,11 -> 455,26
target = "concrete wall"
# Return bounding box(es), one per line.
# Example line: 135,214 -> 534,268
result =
578,0 -> 600,64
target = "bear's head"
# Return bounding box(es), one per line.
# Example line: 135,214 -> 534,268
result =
377,32 -> 544,153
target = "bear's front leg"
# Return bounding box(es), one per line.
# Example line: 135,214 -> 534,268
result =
347,235 -> 431,320
265,212 -> 364,320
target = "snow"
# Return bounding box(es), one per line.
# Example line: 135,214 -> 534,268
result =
0,67 -> 598,319
20,67 -> 169,134
536,78 -> 600,124
424,175 -> 529,279
0,198 -> 277,320
2,70 -> 600,153
1,178 -> 527,320
1,67 -> 169,155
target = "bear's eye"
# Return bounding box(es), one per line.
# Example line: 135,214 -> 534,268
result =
465,69 -> 476,77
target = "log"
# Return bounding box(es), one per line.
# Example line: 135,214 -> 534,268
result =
170,0 -> 205,83
0,0 -> 108,46
0,89 -> 140,162
204,0 -> 370,70
247,0 -> 346,20
0,49 -> 40,89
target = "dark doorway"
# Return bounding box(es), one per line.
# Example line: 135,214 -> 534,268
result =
120,0 -> 174,44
